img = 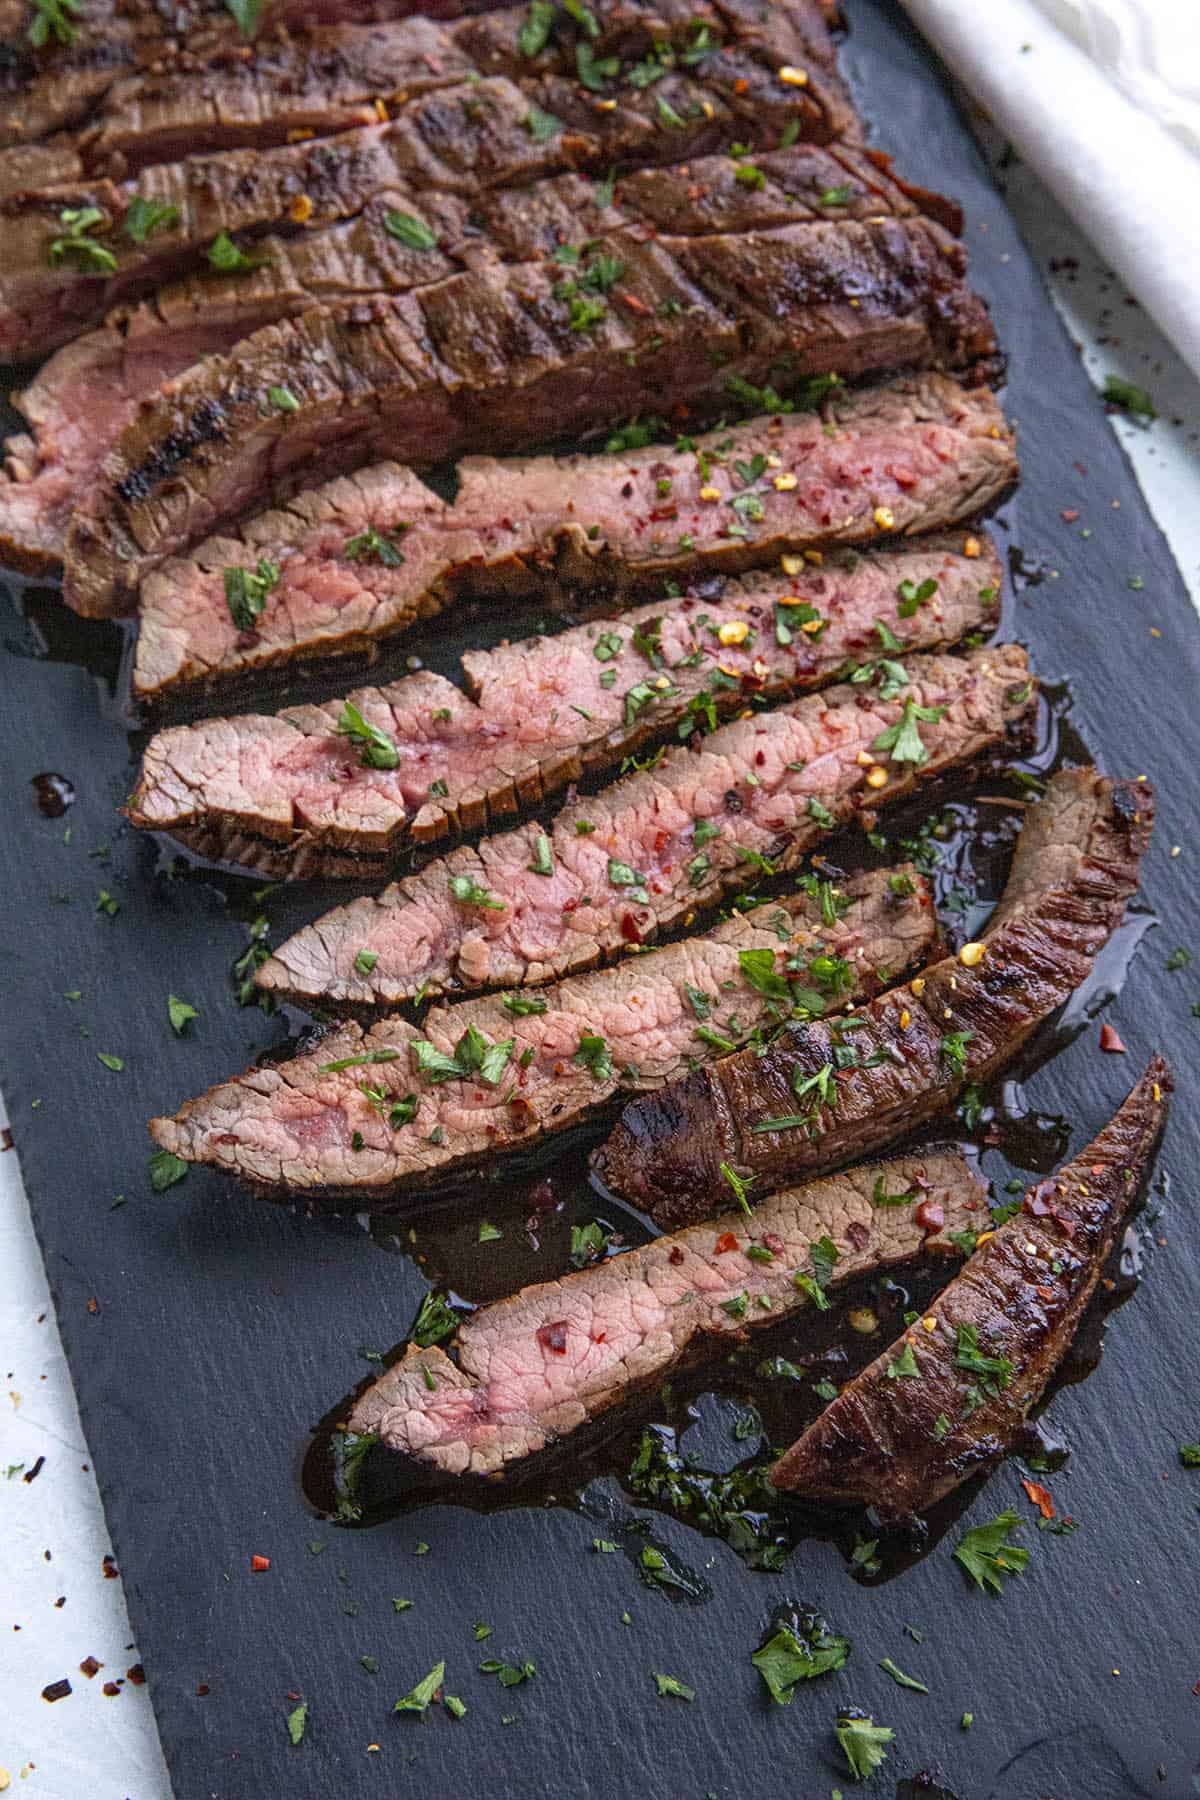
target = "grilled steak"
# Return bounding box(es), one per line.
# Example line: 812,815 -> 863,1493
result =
130,538 -> 1000,884
256,648 -> 1034,1015
2,0 -> 854,364
344,1150 -> 984,1477
595,768 -> 1154,1227
0,148 -> 968,576
770,1058 -> 1171,1516
129,373 -> 1013,698
148,867 -> 935,1195
62,223 -> 998,617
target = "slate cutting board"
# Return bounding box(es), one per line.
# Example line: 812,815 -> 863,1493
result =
3,3 -> 1199,1794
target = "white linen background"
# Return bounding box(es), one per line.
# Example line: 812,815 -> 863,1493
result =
3,5 -> 1200,1797
900,0 -> 1200,376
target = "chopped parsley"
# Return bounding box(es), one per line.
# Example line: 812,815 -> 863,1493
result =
448,874 -> 506,910
872,697 -> 946,766
223,557 -> 280,631
878,1656 -> 928,1693
574,1030 -> 613,1082
49,207 -> 116,274
607,858 -> 648,904
344,525 -> 405,566
752,1619 -> 849,1704
412,1291 -> 459,1348
953,1511 -> 1029,1593
148,1150 -> 188,1192
286,1700 -> 307,1745
1102,374 -> 1156,422
652,1672 -> 695,1700
836,1714 -> 895,1780
897,575 -> 938,617
335,700 -> 400,770
394,1661 -> 445,1714
479,1658 -> 535,1687
383,212 -> 439,251
940,1029 -> 973,1076
167,994 -> 198,1035
954,1322 -> 1013,1393
412,1025 -> 514,1087
719,1161 -> 755,1215
29,0 -> 80,46
207,231 -> 269,273
123,197 -> 180,244
527,833 -> 555,877
501,991 -> 548,1016
886,1342 -> 920,1380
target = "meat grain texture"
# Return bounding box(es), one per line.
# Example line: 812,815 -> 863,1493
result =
348,1150 -> 986,1476
129,534 -> 1002,876
148,867 -> 935,1195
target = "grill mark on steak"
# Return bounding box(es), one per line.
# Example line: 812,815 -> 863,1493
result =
770,1058 -> 1172,1517
148,867 -> 935,1195
594,768 -> 1155,1227
62,225 -> 999,618
0,147 -> 966,576
129,537 -> 1001,885
1,0 -> 854,363
256,647 -> 1035,999
341,1150 -> 984,1478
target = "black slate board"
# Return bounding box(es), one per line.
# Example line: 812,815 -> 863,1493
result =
4,4 -> 1200,1795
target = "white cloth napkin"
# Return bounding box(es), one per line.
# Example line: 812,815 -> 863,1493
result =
898,0 -> 1200,379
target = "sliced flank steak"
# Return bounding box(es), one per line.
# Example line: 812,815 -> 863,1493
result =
1,0 -> 853,364
129,537 -> 1000,883
256,646 -> 1035,1015
130,372 -> 1013,699
63,220 -> 998,617
344,1150 -> 984,1478
0,147 -> 971,576
148,866 -> 934,1196
595,769 -> 1155,1227
771,1059 -> 1171,1516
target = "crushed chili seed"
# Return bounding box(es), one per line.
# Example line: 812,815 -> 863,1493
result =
714,1231 -> 738,1254
250,1554 -> 271,1572
537,1320 -> 569,1355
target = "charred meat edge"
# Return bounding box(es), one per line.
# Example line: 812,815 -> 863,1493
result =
771,1057 -> 1172,1517
126,536 -> 1002,879
345,1149 -> 985,1478
594,768 -> 1154,1226
146,866 -> 936,1195
0,139 -> 945,576
61,218 -> 998,617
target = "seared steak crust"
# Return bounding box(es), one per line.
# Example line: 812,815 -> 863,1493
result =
770,1059 -> 1172,1516
345,1150 -> 984,1477
0,148 -> 973,577
129,537 -> 1001,878
129,374 -> 1014,698
595,769 -> 1154,1226
1,0 -> 854,363
62,219 -> 998,615
148,867 -> 935,1195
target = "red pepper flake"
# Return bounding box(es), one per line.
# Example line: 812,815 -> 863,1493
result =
1099,1022 -> 1126,1053
617,290 -> 651,316
668,1245 -> 685,1265
250,1554 -> 271,1573
197,1683 -> 211,1697
1021,1479 -> 1055,1519
42,1678 -> 72,1703
1060,508 -> 1080,523
763,1232 -> 785,1255
536,1320 -> 569,1355
846,1220 -> 871,1252
914,1198 -> 945,1234
79,1656 -> 102,1679
126,1663 -> 146,1686
86,1296 -> 99,1315
714,1231 -> 738,1254
620,911 -> 642,944
101,1554 -> 119,1579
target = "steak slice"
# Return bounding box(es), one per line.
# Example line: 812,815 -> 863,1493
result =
64,223 -> 998,618
0,147 -> 965,576
343,1150 -> 984,1478
1,0 -> 853,363
770,1058 -> 1171,1517
256,647 -> 1035,997
595,768 -> 1155,1227
129,372 -> 1013,698
131,537 -> 1001,889
148,866 -> 935,1195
